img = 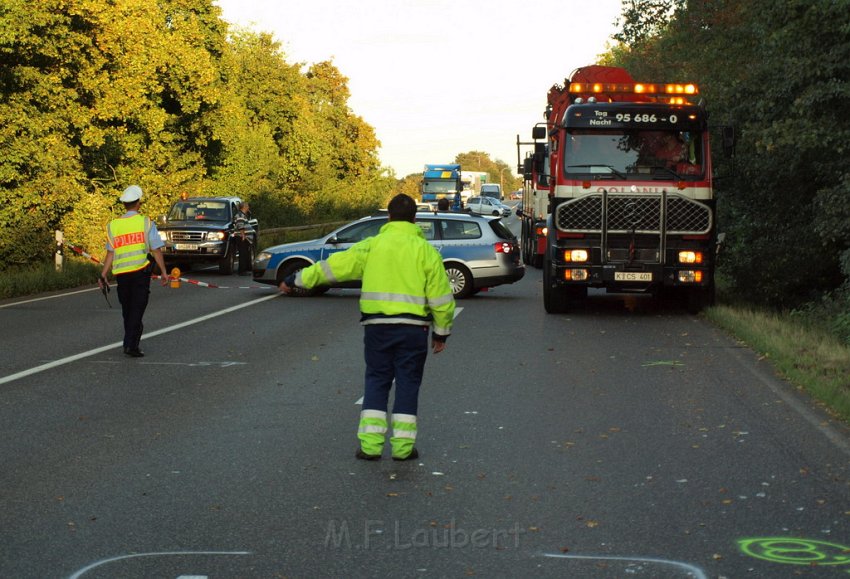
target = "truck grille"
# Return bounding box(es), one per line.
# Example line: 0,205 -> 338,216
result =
169,231 -> 205,242
555,193 -> 711,234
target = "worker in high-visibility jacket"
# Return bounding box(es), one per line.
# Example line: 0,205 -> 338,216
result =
280,194 -> 456,461
99,185 -> 169,357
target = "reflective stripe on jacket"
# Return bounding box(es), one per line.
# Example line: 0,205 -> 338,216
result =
108,214 -> 151,275
296,221 -> 455,337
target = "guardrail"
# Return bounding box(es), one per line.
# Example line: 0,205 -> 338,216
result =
259,221 -> 347,236
257,221 -> 348,246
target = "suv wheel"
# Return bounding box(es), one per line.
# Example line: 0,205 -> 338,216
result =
219,244 -> 237,275
444,263 -> 473,299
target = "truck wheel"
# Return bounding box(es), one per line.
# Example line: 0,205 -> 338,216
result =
686,285 -> 713,314
219,245 -> 237,275
543,259 -> 569,314
444,263 -> 473,299
277,260 -> 326,297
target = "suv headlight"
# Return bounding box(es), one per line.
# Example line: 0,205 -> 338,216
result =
207,231 -> 225,241
158,231 -> 167,241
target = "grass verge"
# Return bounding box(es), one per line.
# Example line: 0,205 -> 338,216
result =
704,305 -> 850,423
0,260 -> 100,300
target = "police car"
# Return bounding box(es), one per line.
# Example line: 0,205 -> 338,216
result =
252,211 -> 524,298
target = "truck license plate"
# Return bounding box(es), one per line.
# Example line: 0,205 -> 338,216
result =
615,271 -> 652,282
174,243 -> 198,251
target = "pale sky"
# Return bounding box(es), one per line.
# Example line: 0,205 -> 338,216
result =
213,0 -> 625,178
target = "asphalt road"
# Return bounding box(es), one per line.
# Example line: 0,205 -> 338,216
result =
1,213 -> 848,578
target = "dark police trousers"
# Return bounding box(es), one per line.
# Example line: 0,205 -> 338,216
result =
116,266 -> 152,350
362,324 -> 429,415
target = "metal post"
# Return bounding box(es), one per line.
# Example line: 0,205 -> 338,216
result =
660,189 -> 667,265
55,230 -> 63,272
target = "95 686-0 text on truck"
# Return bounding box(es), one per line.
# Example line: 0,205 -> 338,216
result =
537,65 -> 735,314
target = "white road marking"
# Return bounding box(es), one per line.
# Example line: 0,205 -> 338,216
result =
0,294 -> 279,386
0,286 -> 100,308
67,551 -> 251,579
543,553 -> 707,579
89,361 -> 247,367
725,341 -> 850,457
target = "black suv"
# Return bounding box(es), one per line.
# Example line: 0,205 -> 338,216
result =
158,197 -> 258,274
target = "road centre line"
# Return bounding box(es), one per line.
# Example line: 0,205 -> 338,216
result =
0,293 -> 279,387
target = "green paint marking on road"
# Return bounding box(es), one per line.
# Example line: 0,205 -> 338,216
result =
641,360 -> 685,367
738,537 -> 850,567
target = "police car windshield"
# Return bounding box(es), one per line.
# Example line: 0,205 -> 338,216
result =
565,129 -> 703,180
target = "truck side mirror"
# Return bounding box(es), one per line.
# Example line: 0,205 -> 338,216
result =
722,126 -> 737,156
532,126 -> 546,140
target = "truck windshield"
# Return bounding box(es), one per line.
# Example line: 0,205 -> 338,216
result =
564,129 -> 704,180
167,201 -> 230,222
422,181 -> 457,194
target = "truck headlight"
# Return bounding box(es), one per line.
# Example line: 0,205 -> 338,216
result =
563,249 -> 588,262
564,268 -> 589,281
678,270 -> 704,283
678,251 -> 703,264
207,231 -> 225,241
158,231 -> 167,241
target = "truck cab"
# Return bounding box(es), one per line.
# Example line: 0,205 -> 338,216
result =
541,65 -> 718,314
480,183 -> 502,201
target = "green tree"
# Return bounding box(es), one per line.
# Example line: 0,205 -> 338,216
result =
603,0 -> 850,310
454,151 -> 519,193
0,0 -> 229,264
397,174 -> 422,200
0,0 -> 395,270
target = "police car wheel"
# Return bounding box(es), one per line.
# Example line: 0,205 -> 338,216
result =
444,263 -> 473,299
278,260 -> 319,297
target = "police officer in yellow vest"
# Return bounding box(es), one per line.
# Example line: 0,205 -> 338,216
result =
280,193 -> 456,461
99,185 -> 169,357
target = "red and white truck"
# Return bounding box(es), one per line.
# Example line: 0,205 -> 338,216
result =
516,128 -> 550,269
538,65 -> 733,313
